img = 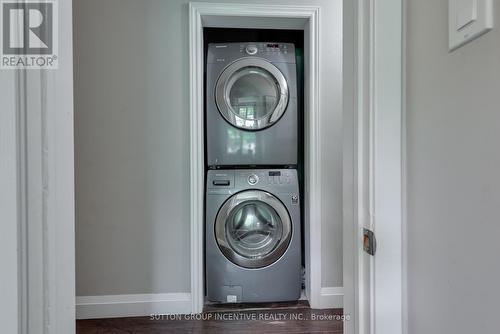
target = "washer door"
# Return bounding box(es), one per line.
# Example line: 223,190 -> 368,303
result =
215,58 -> 289,131
215,190 -> 292,269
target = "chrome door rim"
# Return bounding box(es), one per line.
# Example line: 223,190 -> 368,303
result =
215,57 -> 289,131
215,190 -> 292,269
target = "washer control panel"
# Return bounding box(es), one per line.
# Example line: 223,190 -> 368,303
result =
207,169 -> 299,195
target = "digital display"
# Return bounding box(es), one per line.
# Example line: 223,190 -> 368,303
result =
266,43 -> 279,48
269,171 -> 281,176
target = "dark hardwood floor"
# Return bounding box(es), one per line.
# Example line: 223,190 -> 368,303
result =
77,302 -> 344,333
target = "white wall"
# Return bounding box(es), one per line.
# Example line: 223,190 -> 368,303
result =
74,0 -> 343,297
407,1 -> 500,333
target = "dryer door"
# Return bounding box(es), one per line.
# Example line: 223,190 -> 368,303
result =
215,190 -> 292,269
215,58 -> 289,131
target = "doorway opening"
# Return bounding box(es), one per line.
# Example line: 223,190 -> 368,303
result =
188,3 -> 329,314
202,27 -> 306,309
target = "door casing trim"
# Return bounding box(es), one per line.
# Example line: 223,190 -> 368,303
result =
189,2 -> 324,313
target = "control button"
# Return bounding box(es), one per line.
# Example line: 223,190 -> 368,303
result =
245,45 -> 258,55
248,174 -> 259,185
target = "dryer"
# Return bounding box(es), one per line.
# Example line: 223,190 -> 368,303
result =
206,42 -> 298,167
205,169 -> 301,303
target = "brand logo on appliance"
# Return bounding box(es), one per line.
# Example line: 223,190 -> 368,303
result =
1,0 -> 58,69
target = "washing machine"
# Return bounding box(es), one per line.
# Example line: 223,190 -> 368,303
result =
206,42 -> 298,167
205,169 -> 301,303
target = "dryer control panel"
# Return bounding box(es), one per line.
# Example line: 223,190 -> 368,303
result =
242,43 -> 291,56
207,42 -> 296,64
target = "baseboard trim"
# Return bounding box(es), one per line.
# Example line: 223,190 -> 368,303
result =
76,288 -> 341,319
76,293 -> 192,319
318,287 -> 344,309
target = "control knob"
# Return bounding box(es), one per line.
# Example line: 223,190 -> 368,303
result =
245,45 -> 258,55
247,174 -> 259,185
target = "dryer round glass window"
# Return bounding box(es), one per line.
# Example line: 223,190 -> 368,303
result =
215,190 -> 292,269
216,58 -> 289,131
227,67 -> 279,120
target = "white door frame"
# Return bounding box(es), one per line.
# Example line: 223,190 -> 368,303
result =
2,0 -> 404,333
371,0 -> 405,332
348,1 -> 406,334
1,0 -> 75,333
0,62 -> 20,334
188,2 -> 324,313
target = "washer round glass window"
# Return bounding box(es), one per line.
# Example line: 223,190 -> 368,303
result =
215,190 -> 292,269
215,58 -> 289,131
226,200 -> 283,259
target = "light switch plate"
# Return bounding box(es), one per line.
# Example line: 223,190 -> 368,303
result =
449,0 -> 494,51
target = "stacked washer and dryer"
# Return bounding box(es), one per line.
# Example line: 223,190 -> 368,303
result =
206,42 -> 301,303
